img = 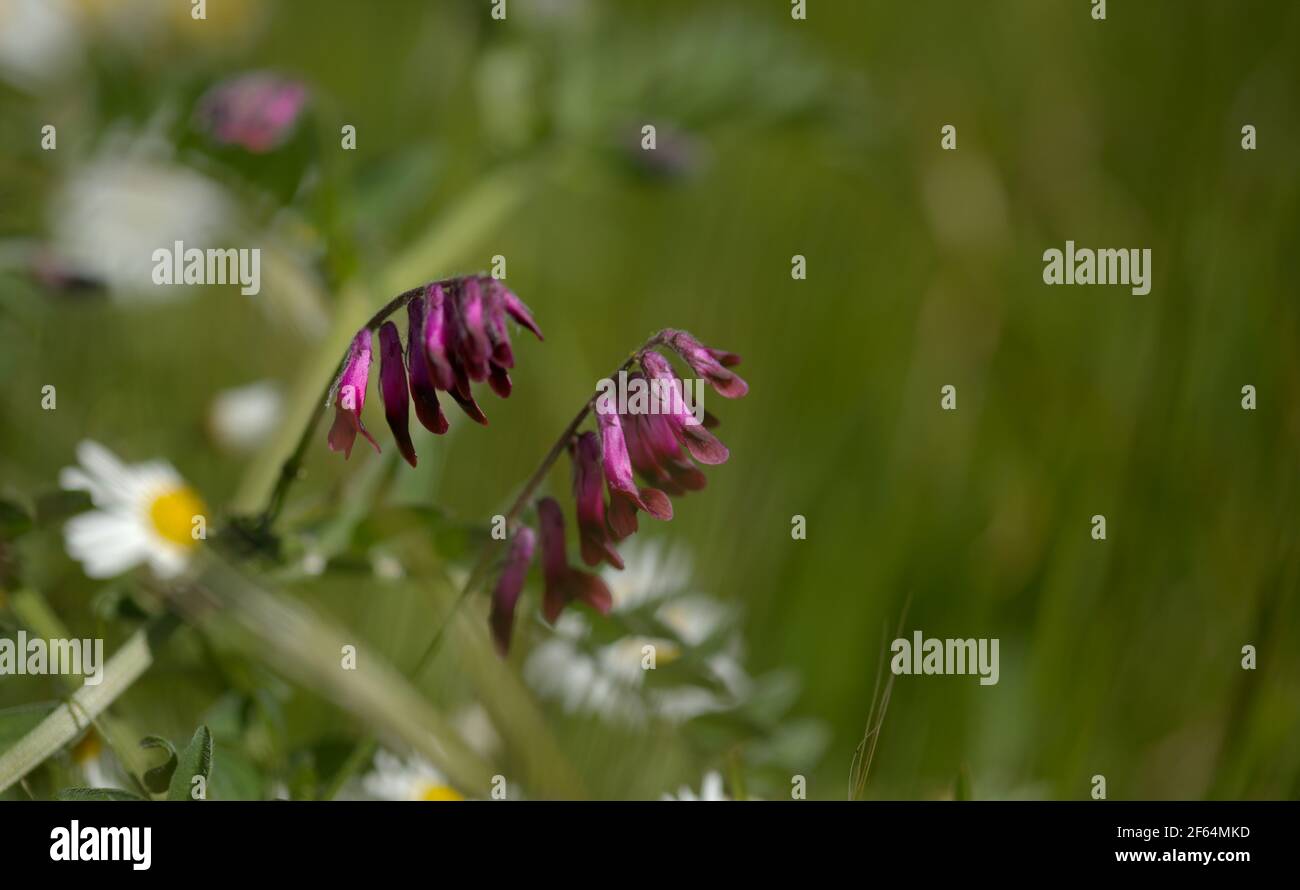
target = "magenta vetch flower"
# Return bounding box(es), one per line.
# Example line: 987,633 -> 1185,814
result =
325,274 -> 542,464
638,350 -> 729,465
378,322 -> 417,468
489,527 -> 536,656
537,497 -> 613,625
485,330 -> 744,652
194,73 -> 308,153
327,329 -> 380,459
663,329 -> 748,398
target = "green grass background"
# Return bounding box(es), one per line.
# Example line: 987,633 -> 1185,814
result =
1,0 -> 1298,799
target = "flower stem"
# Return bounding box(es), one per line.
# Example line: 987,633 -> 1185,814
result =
255,283 -> 427,531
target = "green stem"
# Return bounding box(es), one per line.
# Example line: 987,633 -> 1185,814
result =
0,616 -> 180,795
256,283 -> 427,531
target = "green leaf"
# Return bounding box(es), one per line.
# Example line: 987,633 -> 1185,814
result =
168,725 -> 213,801
57,787 -> 147,802
138,736 -> 178,794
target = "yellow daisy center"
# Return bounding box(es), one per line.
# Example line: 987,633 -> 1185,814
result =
72,730 -> 102,765
417,782 -> 464,801
147,486 -> 207,549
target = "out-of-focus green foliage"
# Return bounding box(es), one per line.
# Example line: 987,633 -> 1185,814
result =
1,0 -> 1298,800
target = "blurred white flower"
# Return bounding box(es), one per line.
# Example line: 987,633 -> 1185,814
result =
71,729 -> 124,791
358,750 -> 463,801
49,146 -> 235,300
661,771 -> 727,801
0,0 -> 82,89
604,537 -> 693,610
524,540 -> 750,726
370,550 -> 405,580
450,703 -> 501,759
208,381 -> 283,453
59,440 -> 206,579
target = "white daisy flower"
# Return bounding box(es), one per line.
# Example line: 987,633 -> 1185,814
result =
48,141 -> 235,300
661,771 -> 727,801
524,540 -> 748,726
207,380 -> 283,454
359,750 -> 464,802
59,440 -> 207,580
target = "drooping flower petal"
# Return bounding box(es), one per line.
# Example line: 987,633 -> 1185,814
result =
482,280 -> 516,368
708,347 -> 741,367
406,299 -> 449,435
570,433 -> 623,569
664,329 -> 748,398
488,363 -> 512,398
452,277 -> 492,382
421,284 -> 455,391
378,322 -> 417,467
639,350 -> 729,465
639,412 -> 708,491
596,407 -> 671,539
621,411 -> 682,494
489,526 -> 537,656
327,328 -> 380,459
446,378 -> 489,425
537,497 -> 613,624
501,287 -> 543,341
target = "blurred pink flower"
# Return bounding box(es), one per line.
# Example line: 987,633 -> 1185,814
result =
195,72 -> 308,153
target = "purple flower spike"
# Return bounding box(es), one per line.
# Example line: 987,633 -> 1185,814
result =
639,350 -> 729,465
489,526 -> 537,656
327,329 -> 380,459
406,299 -> 449,435
194,72 -> 308,154
664,329 -> 748,399
327,274 -> 544,463
537,497 -> 613,624
571,433 -> 623,569
378,322 -> 417,467
596,407 -> 671,539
